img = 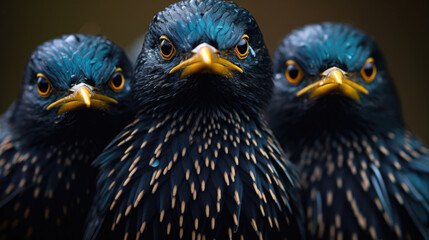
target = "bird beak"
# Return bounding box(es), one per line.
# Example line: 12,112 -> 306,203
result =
169,43 -> 243,79
296,67 -> 369,102
46,83 -> 118,115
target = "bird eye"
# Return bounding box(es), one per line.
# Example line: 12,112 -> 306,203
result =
159,36 -> 175,60
109,68 -> 125,92
235,34 -> 249,59
285,60 -> 303,84
361,57 -> 376,82
36,73 -> 52,97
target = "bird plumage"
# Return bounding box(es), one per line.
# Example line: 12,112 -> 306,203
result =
0,34 -> 135,239
267,22 -> 429,239
85,0 -> 304,239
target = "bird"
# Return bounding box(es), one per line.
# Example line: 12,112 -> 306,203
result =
84,0 -> 304,239
266,22 -> 429,240
0,34 -> 135,239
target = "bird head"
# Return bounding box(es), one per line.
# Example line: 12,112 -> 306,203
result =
12,34 -> 135,142
135,0 -> 272,113
270,23 -> 403,132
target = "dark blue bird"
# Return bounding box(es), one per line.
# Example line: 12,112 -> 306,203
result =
85,0 -> 304,239
0,34 -> 135,239
267,22 -> 429,239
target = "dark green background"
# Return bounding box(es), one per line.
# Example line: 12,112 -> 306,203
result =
1,0 -> 428,144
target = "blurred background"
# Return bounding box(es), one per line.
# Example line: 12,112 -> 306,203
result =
0,0 -> 428,144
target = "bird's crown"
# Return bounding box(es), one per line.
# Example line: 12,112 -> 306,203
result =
274,22 -> 378,75
27,34 -> 131,90
149,0 -> 258,51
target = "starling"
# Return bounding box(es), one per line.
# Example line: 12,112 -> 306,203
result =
267,22 -> 429,239
0,34 -> 135,239
85,0 -> 304,239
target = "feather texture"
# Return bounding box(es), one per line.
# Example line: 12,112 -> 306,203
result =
86,0 -> 304,239
267,22 -> 429,239
0,34 -> 134,239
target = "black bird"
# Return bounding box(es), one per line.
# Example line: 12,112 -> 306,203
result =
85,0 -> 304,239
0,34 -> 135,239
267,22 -> 429,239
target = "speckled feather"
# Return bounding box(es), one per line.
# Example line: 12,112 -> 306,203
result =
267,22 -> 429,239
90,105 -> 303,240
0,34 -> 135,239
0,111 -> 98,239
86,1 -> 304,239
293,128 -> 429,240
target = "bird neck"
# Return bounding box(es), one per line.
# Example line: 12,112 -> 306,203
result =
8,108 -> 125,155
281,120 -> 406,157
271,102 -> 405,154
142,100 -> 266,127
141,103 -> 265,139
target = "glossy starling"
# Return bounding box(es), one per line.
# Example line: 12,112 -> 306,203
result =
0,34 -> 135,239
85,0 -> 304,239
267,22 -> 429,239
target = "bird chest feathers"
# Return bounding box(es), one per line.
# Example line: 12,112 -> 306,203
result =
0,134 -> 97,239
294,128 -> 429,240
92,106 -> 304,239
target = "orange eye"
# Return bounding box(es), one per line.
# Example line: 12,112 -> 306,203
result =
36,73 -> 52,97
109,68 -> 125,92
159,36 -> 175,60
361,57 -> 376,82
285,60 -> 303,84
235,34 -> 249,59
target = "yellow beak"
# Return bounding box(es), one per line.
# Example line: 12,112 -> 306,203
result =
46,83 -> 118,115
169,43 -> 243,79
296,67 -> 369,102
